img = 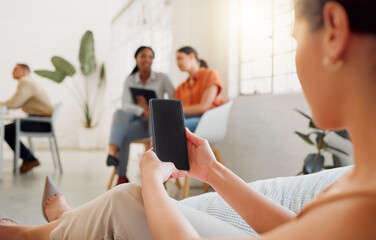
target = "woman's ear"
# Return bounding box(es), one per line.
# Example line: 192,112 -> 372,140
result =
189,52 -> 196,60
322,1 -> 350,63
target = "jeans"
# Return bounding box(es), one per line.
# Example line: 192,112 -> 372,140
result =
184,115 -> 202,132
4,117 -> 51,162
109,109 -> 149,177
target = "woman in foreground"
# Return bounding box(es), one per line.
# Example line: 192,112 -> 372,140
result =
1,0 -> 376,239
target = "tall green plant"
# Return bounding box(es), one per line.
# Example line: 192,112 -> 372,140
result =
294,109 -> 350,174
35,30 -> 105,128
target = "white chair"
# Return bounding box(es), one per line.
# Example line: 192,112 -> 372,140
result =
14,103 -> 62,174
182,100 -> 234,198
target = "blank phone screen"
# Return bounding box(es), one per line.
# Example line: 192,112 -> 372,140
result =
150,99 -> 190,171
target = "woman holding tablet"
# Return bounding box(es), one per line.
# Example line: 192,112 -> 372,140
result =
106,46 -> 175,185
175,46 -> 224,132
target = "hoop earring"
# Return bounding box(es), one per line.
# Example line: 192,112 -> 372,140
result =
323,56 -> 343,71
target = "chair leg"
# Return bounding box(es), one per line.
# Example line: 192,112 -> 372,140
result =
27,137 -> 34,154
203,183 -> 209,193
175,178 -> 182,189
212,147 -> 224,165
48,137 -> 57,170
182,176 -> 190,199
107,168 -> 116,190
143,142 -> 150,151
52,135 -> 63,174
14,122 -> 20,175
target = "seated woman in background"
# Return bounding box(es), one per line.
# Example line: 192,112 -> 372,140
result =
175,46 -> 224,132
106,46 -> 175,185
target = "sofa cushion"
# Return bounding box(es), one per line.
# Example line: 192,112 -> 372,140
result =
180,166 -> 351,236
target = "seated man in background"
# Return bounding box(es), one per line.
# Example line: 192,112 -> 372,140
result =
0,63 -> 54,173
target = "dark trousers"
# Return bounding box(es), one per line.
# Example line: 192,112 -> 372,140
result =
4,118 -> 51,162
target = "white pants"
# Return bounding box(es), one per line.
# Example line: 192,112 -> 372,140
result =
50,184 -> 252,239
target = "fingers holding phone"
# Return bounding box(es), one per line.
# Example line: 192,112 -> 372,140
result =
185,128 -> 218,183
140,149 -> 188,183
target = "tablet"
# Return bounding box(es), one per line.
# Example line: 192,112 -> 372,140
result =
150,99 -> 190,171
129,87 -> 157,104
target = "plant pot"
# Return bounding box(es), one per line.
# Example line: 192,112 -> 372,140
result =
78,127 -> 100,150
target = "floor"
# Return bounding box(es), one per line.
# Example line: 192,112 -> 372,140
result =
0,145 -> 210,225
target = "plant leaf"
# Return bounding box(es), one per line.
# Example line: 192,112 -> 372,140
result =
324,143 -> 349,156
334,129 -> 350,140
98,63 -> 105,88
303,153 -> 324,174
315,132 -> 325,145
309,120 -> 319,129
294,109 -> 319,129
34,70 -> 66,83
295,131 -> 314,145
84,101 -> 92,128
79,30 -> 96,76
294,109 -> 312,120
52,56 -> 76,76
332,154 -> 342,167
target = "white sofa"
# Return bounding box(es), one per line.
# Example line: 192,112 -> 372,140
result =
181,166 -> 351,237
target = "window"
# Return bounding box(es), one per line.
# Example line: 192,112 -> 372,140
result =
239,0 -> 300,95
108,0 -> 173,103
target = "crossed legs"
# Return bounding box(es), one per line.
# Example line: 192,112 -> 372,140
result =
1,184 -> 251,239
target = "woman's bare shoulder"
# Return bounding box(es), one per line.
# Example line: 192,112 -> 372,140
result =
260,193 -> 376,240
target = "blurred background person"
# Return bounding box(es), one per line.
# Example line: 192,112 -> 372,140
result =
0,63 -> 53,173
106,46 -> 175,185
175,46 -> 224,132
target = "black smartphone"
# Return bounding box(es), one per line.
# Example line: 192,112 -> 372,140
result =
149,99 -> 190,171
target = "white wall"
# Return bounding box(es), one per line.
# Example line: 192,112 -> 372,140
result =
0,0 -> 110,148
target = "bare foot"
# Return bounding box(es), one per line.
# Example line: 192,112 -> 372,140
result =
44,195 -> 71,222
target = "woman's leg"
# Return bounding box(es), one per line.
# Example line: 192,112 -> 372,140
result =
184,115 -> 202,132
108,109 -> 136,159
0,219 -> 60,240
115,117 -> 149,179
4,123 -> 37,162
50,184 -> 251,239
0,188 -> 75,240
50,184 -> 152,239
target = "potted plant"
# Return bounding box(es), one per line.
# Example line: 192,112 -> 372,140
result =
35,30 -> 105,149
294,109 -> 350,175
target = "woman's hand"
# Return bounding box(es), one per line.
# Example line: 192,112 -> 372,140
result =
140,149 -> 188,184
136,95 -> 149,110
142,109 -> 150,119
185,128 -> 218,183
